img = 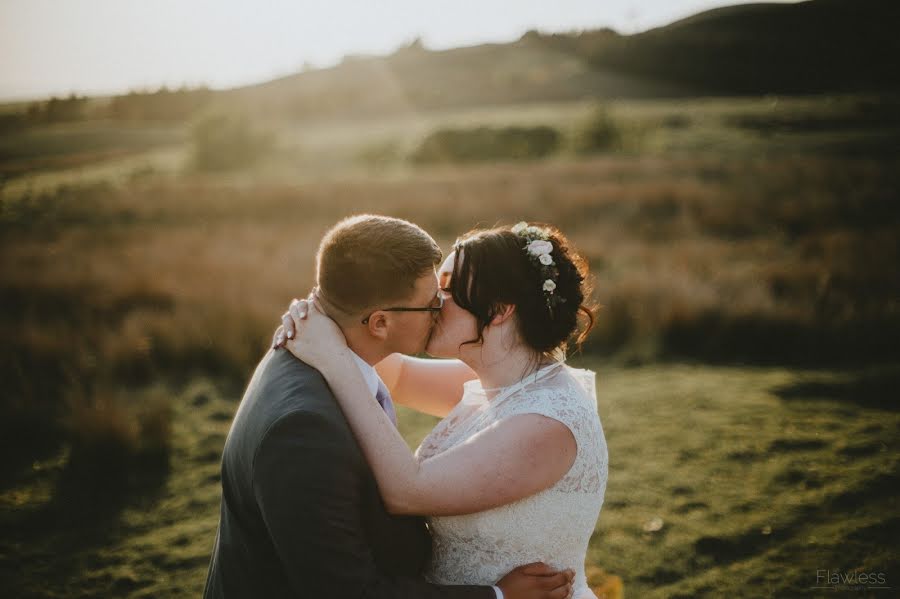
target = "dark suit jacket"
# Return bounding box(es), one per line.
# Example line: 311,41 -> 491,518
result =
204,349 -> 494,599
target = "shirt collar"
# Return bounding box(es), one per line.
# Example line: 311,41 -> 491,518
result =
349,349 -> 381,397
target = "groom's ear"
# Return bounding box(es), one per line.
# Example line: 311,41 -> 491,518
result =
365,311 -> 390,340
490,303 -> 515,326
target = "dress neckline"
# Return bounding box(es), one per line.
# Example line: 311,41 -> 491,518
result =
465,360 -> 565,402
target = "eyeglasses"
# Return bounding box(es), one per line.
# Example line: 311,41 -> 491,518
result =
361,294 -> 444,325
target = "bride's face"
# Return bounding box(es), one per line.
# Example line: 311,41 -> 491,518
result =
425,251 -> 480,359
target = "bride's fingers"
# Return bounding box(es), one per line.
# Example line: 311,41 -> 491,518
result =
289,299 -> 309,324
271,325 -> 285,348
290,297 -> 309,315
282,311 -> 294,339
299,300 -> 309,318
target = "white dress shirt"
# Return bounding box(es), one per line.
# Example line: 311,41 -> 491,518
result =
349,350 -> 381,398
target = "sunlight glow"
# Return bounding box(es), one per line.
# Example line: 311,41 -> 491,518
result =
0,0 -> 805,101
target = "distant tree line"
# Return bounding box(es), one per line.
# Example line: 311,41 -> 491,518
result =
108,85 -> 213,122
16,85 -> 213,126
25,93 -> 89,123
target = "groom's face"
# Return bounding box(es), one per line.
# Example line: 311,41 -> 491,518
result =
382,270 -> 441,356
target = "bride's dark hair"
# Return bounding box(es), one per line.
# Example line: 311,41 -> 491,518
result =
449,223 -> 595,355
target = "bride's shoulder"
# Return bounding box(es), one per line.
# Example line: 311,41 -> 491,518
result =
505,365 -> 596,412
547,364 -> 596,400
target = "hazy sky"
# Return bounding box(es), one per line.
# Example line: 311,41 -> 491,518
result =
0,0 -> 804,101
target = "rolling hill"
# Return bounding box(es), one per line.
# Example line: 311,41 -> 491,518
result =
579,0 -> 900,94
213,0 -> 899,120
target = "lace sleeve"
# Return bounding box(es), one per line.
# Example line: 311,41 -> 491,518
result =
491,370 -> 606,494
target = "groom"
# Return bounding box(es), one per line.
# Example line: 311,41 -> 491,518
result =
203,215 -> 573,599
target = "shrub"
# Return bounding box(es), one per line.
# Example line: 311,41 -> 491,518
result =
356,139 -> 404,167
411,125 -> 561,163
573,104 -> 622,154
63,388 -> 172,492
662,113 -> 692,129
191,113 -> 275,171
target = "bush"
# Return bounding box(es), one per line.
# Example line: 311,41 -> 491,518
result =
63,388 -> 172,491
411,125 -> 561,163
191,113 -> 275,171
573,105 -> 622,154
356,139 -> 404,167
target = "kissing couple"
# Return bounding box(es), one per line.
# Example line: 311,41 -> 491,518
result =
204,215 -> 608,599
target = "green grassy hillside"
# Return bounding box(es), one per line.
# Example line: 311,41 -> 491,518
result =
2,363 -> 897,597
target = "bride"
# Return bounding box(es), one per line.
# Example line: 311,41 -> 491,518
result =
275,222 -> 608,599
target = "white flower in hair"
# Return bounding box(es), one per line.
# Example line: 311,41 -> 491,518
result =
511,222 -> 528,234
539,253 -> 554,265
527,239 -> 553,257
543,279 -> 557,292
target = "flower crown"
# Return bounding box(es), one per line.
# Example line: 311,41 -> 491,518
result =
511,221 -> 566,315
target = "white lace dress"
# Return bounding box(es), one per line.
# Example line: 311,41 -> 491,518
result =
415,362 -> 608,599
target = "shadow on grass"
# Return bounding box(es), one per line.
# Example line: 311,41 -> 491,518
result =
771,367 -> 900,412
0,416 -> 64,493
660,314 -> 900,369
678,466 -> 900,596
1,448 -> 170,598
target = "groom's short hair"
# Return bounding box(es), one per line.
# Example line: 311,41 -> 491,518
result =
316,215 -> 442,315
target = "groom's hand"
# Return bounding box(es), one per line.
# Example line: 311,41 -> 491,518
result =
496,562 -> 575,599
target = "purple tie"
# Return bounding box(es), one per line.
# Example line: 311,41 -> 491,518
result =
375,380 -> 398,428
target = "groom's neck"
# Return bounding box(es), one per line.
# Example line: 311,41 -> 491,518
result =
342,328 -> 388,367
318,293 -> 387,367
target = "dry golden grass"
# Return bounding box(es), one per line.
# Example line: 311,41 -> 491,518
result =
2,149 -> 898,472
65,387 -> 171,471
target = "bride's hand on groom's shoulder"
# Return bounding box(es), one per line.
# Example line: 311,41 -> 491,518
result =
271,296 -> 310,347
272,294 -> 326,347
272,294 -> 349,372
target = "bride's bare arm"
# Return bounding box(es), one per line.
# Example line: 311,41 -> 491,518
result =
375,354 -> 476,418
284,301 -> 577,517
321,353 -> 576,516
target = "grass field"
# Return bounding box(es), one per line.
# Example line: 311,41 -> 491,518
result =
2,361 -> 897,597
1,92 -> 898,597
4,94 -> 897,195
